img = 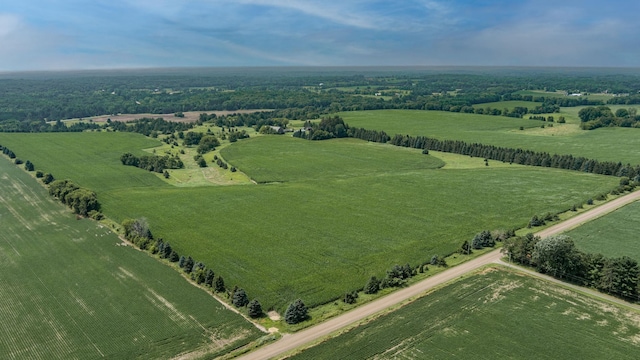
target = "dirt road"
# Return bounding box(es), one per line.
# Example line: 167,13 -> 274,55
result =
238,190 -> 640,360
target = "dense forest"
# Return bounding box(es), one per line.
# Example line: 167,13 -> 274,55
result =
2,67 -> 640,132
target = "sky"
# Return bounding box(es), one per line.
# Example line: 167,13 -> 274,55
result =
1,0 -> 639,71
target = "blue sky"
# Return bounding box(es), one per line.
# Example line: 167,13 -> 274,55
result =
1,0 -> 639,71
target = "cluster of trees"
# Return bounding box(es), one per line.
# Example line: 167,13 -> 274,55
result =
503,234 -> 640,301
109,117 -> 195,137
207,112 -> 288,130
528,115 -> 558,122
578,106 -> 640,130
120,153 -> 184,173
362,264 -> 417,296
293,116 -> 348,140
196,135 -> 220,154
459,229 -> 512,255
48,180 -> 100,217
225,129 -> 250,143
182,131 -> 203,146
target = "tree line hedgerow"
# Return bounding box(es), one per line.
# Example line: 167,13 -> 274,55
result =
294,116 -> 640,179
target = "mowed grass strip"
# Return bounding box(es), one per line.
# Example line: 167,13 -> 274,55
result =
288,267 -> 640,360
0,157 -> 260,359
565,201 -> 640,261
339,109 -> 640,164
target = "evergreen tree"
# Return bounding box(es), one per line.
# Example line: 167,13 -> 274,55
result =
183,256 -> 195,273
169,250 -> 179,262
214,276 -> 225,292
232,288 -> 249,307
247,299 -> 263,318
285,299 -> 308,324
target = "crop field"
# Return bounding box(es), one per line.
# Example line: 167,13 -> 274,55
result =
339,109 -> 640,164
565,201 -> 640,261
0,132 -> 619,311
287,267 -> 640,360
0,132 -> 165,193
0,156 -> 260,359
220,136 -> 446,183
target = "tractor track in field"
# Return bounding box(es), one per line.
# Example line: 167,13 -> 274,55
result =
238,190 -> 640,360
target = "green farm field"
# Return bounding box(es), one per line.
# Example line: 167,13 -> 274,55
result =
288,267 -> 640,360
339,109 -> 640,164
0,156 -> 261,359
565,201 -> 640,261
0,133 -> 620,311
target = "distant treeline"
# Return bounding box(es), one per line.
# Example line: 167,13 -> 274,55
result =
3,70 -> 640,128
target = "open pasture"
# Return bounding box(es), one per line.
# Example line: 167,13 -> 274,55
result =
565,201 -> 640,261
288,267 -> 640,360
0,156 -> 261,359
339,109 -> 640,164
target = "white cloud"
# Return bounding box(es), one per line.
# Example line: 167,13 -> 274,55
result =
233,0 -> 377,29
